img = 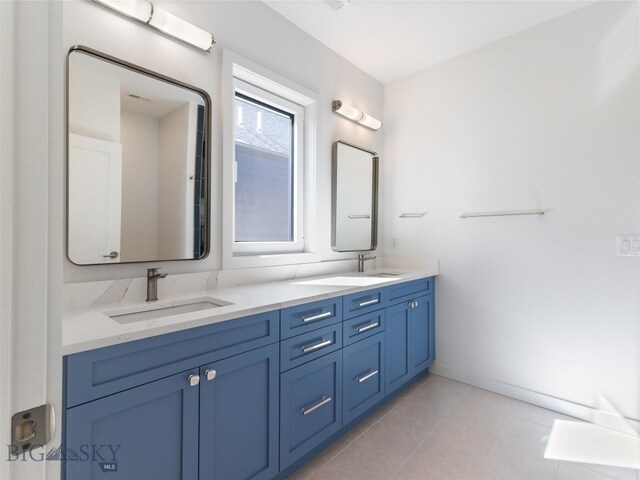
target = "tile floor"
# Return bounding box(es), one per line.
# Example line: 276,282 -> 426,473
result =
288,374 -> 640,480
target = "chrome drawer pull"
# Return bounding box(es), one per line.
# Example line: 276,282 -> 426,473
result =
302,311 -> 332,323
357,369 -> 379,383
301,339 -> 332,353
301,396 -> 332,416
356,321 -> 379,333
357,298 -> 379,308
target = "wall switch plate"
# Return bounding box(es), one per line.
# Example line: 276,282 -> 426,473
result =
617,235 -> 640,256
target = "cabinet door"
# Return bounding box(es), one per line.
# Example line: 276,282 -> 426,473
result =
385,301 -> 411,395
343,333 -> 385,425
199,343 -> 279,480
280,350 -> 342,469
64,370 -> 199,480
410,294 -> 432,376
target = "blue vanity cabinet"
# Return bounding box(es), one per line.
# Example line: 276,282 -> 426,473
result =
385,278 -> 435,395
279,350 -> 343,469
64,277 -> 435,480
64,369 -> 200,480
199,343 -> 279,480
342,332 -> 385,425
385,301 -> 412,395
64,310 -> 280,480
410,294 -> 434,377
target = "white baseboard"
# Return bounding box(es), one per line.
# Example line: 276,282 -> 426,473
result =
431,364 -> 640,437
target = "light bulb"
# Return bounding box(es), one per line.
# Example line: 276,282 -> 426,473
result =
94,0 -> 152,23
149,6 -> 214,51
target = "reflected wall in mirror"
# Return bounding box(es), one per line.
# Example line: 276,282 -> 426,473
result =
67,46 -> 210,265
332,141 -> 378,252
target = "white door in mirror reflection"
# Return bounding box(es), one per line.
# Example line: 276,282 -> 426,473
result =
68,133 -> 122,264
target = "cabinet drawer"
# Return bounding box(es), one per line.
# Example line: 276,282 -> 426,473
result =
386,277 -> 432,303
343,310 -> 385,346
280,324 -> 342,372
281,298 -> 342,339
280,351 -> 342,469
65,311 -> 279,407
343,333 -> 385,425
343,288 -> 385,319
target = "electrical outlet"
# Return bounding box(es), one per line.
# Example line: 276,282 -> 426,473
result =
392,237 -> 397,248
617,236 -> 640,256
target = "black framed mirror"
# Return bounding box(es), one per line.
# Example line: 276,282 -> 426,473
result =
332,141 -> 378,252
67,46 -> 211,265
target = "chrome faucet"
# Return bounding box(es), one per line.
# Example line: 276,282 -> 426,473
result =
146,268 -> 168,302
357,253 -> 376,273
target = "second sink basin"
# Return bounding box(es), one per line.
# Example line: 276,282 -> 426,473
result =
106,296 -> 232,324
294,276 -> 401,287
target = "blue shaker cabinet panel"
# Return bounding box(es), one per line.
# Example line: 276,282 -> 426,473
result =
342,332 -> 385,425
65,310 -> 279,407
343,310 -> 385,346
199,344 -> 279,480
64,369 -> 199,480
385,301 -> 412,396
281,298 -> 342,339
343,288 -> 385,319
280,350 -> 343,469
280,323 -> 342,372
386,277 -> 432,303
410,294 -> 433,376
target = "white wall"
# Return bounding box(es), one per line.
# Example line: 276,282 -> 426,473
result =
68,64 -> 120,143
158,103 -> 191,259
63,0 -> 383,283
1,2 -> 65,479
382,0 -> 640,423
0,3 -> 15,479
120,110 -> 160,261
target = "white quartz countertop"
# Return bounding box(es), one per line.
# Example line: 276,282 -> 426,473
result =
63,267 -> 438,355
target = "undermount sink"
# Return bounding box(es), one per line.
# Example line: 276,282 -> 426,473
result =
367,272 -> 400,277
294,276 -> 401,287
106,296 -> 232,324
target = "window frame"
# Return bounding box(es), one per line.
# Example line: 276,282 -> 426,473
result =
232,78 -> 305,254
222,50 -> 319,269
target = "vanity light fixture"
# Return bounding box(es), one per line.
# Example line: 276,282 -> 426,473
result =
332,100 -> 382,130
94,0 -> 215,52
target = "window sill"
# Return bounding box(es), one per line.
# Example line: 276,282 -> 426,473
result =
222,251 -> 321,270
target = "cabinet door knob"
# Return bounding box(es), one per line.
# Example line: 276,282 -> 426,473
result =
205,369 -> 217,381
188,374 -> 200,387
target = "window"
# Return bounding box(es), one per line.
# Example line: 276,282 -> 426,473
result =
233,81 -> 304,253
222,52 -> 318,268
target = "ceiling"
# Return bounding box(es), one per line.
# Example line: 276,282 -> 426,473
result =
262,0 -> 593,84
